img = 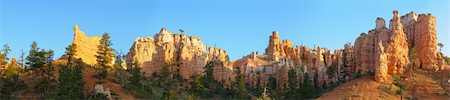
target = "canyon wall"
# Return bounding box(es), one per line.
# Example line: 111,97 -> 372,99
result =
70,10 -> 445,89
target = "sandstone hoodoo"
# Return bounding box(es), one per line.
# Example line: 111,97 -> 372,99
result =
374,41 -> 388,82
353,10 -> 446,82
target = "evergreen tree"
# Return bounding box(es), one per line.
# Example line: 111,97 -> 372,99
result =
200,61 -> 228,98
233,67 -> 249,99
95,33 -> 114,83
56,44 -> 85,99
0,44 -> 10,70
26,41 -> 41,70
114,50 -> 127,86
326,65 -> 336,88
300,73 -> 316,99
267,75 -> 277,92
2,44 -> 11,62
340,48 -> 349,82
286,68 -> 300,99
189,73 -> 206,97
129,62 -> 143,87
19,50 -> 25,67
23,41 -> 56,97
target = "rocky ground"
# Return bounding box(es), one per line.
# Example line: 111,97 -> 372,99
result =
318,68 -> 450,100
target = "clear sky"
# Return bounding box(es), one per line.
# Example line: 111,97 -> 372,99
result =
0,0 -> 449,60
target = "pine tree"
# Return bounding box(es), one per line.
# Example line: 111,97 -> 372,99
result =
23,41 -> 57,96
19,50 -> 24,67
129,62 -> 143,87
95,33 -> 114,83
267,75 -> 277,92
300,73 -> 316,99
190,73 -> 205,97
1,44 -> 11,70
286,68 -> 300,98
234,67 -> 249,99
56,44 -> 85,99
26,41 -> 42,70
340,48 -> 349,82
326,65 -> 336,88
114,50 -> 127,86
2,44 -> 11,61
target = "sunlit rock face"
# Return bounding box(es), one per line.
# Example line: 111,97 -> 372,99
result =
374,41 -> 388,82
351,10 -> 443,82
385,10 -> 410,74
126,28 -> 207,79
412,14 -> 440,71
122,10 -> 442,87
354,11 -> 410,75
207,47 -> 234,88
72,24 -> 114,66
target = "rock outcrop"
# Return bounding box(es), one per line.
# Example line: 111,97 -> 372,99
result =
207,47 -> 234,88
352,10 -> 443,82
354,10 -> 410,76
126,28 -> 207,79
72,25 -> 115,66
374,41 -> 388,82
385,10 -> 409,74
401,11 -> 442,71
413,14 -> 439,71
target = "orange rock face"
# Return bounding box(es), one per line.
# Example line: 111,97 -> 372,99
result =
352,10 -> 442,82
207,47 -> 234,88
385,10 -> 410,74
126,28 -> 207,79
414,14 -> 439,71
374,41 -> 388,82
72,25 -> 114,66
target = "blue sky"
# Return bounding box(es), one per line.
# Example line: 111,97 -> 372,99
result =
0,0 -> 448,60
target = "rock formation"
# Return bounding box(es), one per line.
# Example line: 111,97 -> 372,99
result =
351,10 -> 444,82
413,13 -> 439,71
125,37 -> 156,75
126,28 -> 207,80
385,10 -> 409,74
374,41 -> 388,82
207,47 -> 234,88
400,11 -> 442,71
72,24 -> 114,66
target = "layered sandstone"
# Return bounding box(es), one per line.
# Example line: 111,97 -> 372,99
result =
72,24 -> 115,66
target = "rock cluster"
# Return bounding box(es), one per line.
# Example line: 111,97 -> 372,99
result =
234,31 -> 339,89
71,10 -> 445,89
352,10 -> 445,82
126,28 -> 207,79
